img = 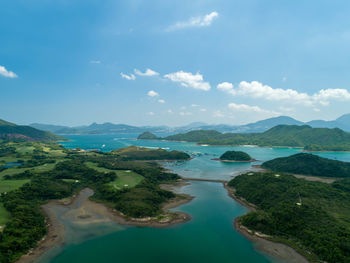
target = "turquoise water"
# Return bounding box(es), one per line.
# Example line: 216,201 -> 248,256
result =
40,134 -> 350,263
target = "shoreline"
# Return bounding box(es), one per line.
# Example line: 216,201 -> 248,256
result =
224,183 -> 309,263
15,201 -> 66,263
15,183 -> 193,263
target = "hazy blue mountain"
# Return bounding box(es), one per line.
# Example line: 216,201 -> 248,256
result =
306,114 -> 350,131
29,114 -> 350,135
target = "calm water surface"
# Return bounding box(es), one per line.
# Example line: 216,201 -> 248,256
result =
38,134 -> 350,263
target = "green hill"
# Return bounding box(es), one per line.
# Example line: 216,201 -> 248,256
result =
262,153 -> 350,178
137,132 -> 158,140
228,172 -> 350,262
112,146 -> 190,161
0,119 -> 65,142
161,125 -> 350,151
219,151 -> 253,162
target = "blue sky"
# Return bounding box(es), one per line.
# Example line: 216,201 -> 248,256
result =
1,0 -> 350,126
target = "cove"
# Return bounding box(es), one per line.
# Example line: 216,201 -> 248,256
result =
37,133 -> 350,263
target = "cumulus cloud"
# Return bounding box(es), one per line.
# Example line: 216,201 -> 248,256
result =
147,90 -> 159,97
158,99 -> 165,103
167,12 -> 219,31
167,109 -> 173,114
134,68 -> 159,77
164,71 -> 211,91
120,72 -> 136,80
213,110 -> 224,118
147,112 -> 155,116
191,104 -> 200,107
200,108 -> 207,112
218,80 -> 350,106
217,82 -> 235,95
0,65 -> 18,78
228,103 -> 279,116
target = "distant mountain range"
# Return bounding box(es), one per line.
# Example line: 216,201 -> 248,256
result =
0,119 -> 64,142
29,113 -> 350,135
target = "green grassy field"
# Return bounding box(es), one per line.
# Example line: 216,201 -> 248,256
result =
0,203 -> 9,227
109,170 -> 144,189
0,179 -> 30,193
0,162 -> 59,179
62,162 -> 143,189
86,162 -> 144,189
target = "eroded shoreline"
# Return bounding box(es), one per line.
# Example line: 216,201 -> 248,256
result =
15,184 -> 193,263
224,183 -> 309,263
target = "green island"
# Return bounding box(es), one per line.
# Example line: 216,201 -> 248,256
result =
217,150 -> 255,162
262,153 -> 350,178
137,131 -> 159,140
0,140 -> 191,263
139,125 -> 350,151
111,145 -> 191,161
227,172 -> 350,262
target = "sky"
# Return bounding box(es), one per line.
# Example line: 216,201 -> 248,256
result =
1,0 -> 350,127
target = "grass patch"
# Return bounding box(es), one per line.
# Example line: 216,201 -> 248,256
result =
0,162 -> 59,179
0,203 -> 9,227
86,162 -> 144,189
109,170 -> 144,189
0,179 -> 30,193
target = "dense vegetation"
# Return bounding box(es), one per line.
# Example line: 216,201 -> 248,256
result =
0,119 -> 64,142
0,141 -> 187,262
229,172 -> 350,262
0,177 -> 74,262
158,125 -> 350,151
262,153 -> 350,178
112,146 -> 190,161
137,132 -> 159,140
219,151 -> 253,161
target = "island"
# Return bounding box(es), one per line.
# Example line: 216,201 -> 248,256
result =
213,150 -> 256,162
0,122 -> 193,263
138,125 -> 350,151
137,131 -> 159,140
262,153 -> 350,178
111,145 -> 191,161
226,171 -> 350,263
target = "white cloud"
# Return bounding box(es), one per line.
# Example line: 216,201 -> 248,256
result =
134,68 -> 159,77
120,72 -> 136,80
213,110 -> 224,118
200,108 -> 207,112
217,82 -> 235,95
0,65 -> 17,78
237,81 -> 311,104
164,71 -> 211,91
147,90 -> 159,97
158,99 -> 165,103
167,109 -> 173,114
147,112 -> 155,116
167,12 -> 219,31
228,103 -> 279,116
279,106 -> 295,112
282,77 -> 287,82
218,80 -> 350,106
180,106 -> 187,110
90,60 -> 101,64
179,112 -> 192,116
191,104 -> 200,107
